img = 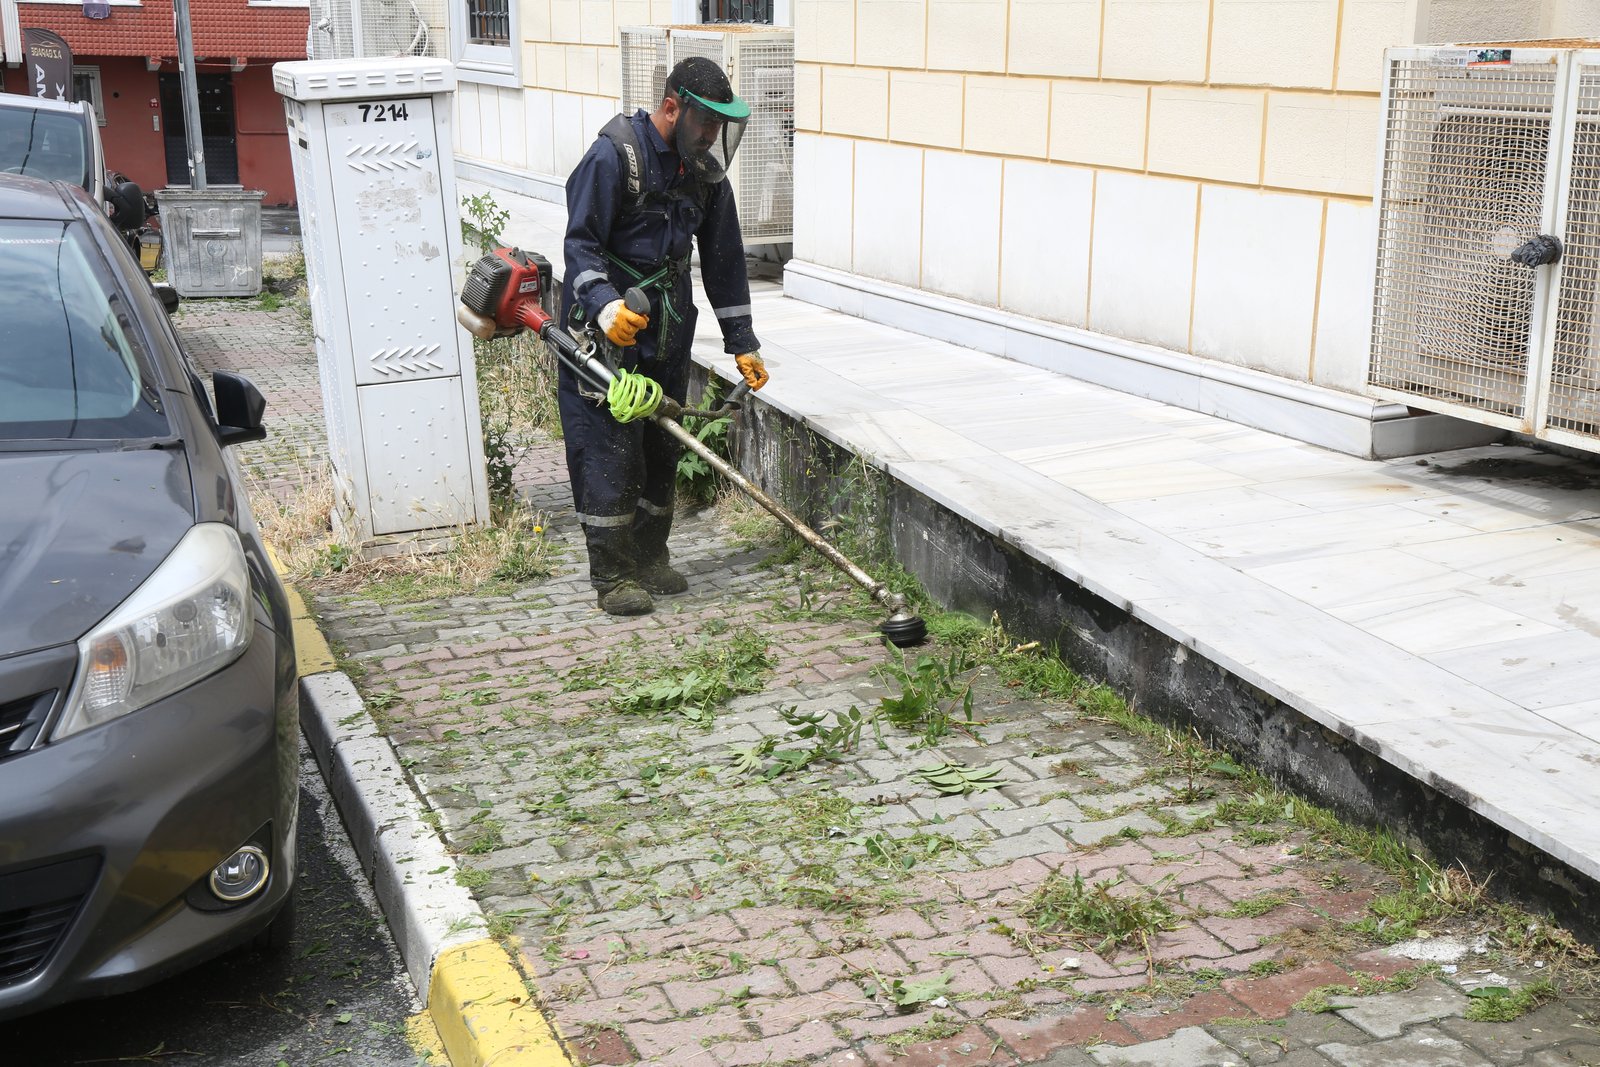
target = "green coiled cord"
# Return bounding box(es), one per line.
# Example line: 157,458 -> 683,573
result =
606,368 -> 663,423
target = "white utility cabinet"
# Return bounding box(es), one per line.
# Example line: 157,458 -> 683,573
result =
273,57 -> 490,546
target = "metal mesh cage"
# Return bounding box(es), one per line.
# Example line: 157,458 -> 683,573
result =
1549,68 -> 1600,441
619,26 -> 669,116
309,0 -> 442,59
1369,58 -> 1558,420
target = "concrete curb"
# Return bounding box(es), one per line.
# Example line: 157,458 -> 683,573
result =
288,592 -> 572,1066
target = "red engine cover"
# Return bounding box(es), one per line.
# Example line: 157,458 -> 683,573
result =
460,247 -> 553,332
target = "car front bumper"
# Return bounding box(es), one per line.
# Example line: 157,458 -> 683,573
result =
0,622 -> 298,1021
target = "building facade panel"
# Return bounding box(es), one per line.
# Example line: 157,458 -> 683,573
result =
1048,80 -> 1147,170
926,0 -> 1006,72
964,74 -> 1048,158
822,65 -> 889,139
888,70 -> 963,149
1007,0 -> 1100,77
853,139 -> 923,287
1208,0 -> 1339,89
1000,159 -> 1093,327
1262,92 -> 1380,197
922,149 -> 1002,305
1147,85 -> 1264,185
858,0 -> 927,68
1100,0 -> 1209,83
1191,184 -> 1323,379
1089,171 -> 1197,350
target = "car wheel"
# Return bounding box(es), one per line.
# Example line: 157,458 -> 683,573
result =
249,888 -> 297,954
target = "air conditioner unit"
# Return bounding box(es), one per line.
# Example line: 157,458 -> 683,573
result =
1369,42 -> 1600,452
618,24 -> 794,245
308,0 -> 443,60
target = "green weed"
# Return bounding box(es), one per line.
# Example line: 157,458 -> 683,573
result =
1023,871 -> 1179,953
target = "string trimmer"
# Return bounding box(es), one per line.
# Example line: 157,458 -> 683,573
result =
457,247 -> 927,647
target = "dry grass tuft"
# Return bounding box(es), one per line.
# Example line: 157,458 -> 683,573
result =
246,460 -> 561,599
712,486 -> 785,545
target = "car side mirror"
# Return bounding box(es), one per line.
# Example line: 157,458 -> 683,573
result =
109,180 -> 147,230
153,282 -> 179,314
212,370 -> 267,446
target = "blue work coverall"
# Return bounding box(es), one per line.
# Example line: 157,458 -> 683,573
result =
559,108 -> 760,590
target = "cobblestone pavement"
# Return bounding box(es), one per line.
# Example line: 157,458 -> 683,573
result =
189,300 -> 1600,1067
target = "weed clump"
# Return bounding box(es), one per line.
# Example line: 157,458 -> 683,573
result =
1023,871 -> 1179,954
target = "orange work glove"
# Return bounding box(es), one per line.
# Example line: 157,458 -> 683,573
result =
734,352 -> 769,391
599,299 -> 649,347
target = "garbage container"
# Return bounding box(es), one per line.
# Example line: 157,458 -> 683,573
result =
155,186 -> 266,298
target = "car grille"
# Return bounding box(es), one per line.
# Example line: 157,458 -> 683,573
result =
0,690 -> 55,759
0,856 -> 98,987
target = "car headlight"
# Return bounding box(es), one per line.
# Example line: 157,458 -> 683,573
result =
54,523 -> 254,740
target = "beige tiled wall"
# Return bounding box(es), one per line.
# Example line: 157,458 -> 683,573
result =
784,0 -> 1428,389
477,0 -> 1569,393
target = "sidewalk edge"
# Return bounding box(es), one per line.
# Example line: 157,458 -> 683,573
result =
288,585 -> 573,1066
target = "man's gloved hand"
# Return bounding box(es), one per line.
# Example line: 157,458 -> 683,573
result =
599,299 -> 649,347
735,352 -> 769,391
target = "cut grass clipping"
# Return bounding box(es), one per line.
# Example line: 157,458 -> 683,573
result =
611,629 -> 773,723
1023,870 -> 1179,955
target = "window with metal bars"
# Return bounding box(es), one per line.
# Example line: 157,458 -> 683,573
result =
699,0 -> 773,23
467,0 -> 510,45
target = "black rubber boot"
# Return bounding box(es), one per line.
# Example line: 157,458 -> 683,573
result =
597,579 -> 654,616
636,560 -> 688,595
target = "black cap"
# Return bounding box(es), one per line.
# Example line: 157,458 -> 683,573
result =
668,56 -> 733,105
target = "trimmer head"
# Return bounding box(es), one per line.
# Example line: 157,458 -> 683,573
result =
879,612 -> 927,648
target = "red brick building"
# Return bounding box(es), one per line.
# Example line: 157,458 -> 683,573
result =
1,0 -> 307,205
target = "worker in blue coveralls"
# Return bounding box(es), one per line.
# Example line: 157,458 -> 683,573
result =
560,56 -> 770,617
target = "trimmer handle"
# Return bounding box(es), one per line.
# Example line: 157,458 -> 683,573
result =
724,380 -> 751,409
624,287 -> 651,317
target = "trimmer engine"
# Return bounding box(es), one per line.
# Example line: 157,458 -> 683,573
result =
457,247 -> 555,339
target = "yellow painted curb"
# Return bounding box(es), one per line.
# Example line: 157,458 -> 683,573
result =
264,545 -> 337,677
430,939 -> 573,1066
407,1010 -> 450,1062
285,583 -> 339,677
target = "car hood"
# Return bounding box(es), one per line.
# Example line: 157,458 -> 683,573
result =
0,448 -> 194,656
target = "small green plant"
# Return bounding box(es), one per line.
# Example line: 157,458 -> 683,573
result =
866,972 -> 950,1009
1226,892 -> 1294,918
481,418 -> 523,512
455,865 -> 490,889
677,377 -> 731,505
1022,871 -> 1179,954
462,190 -> 510,253
257,290 -> 284,312
875,648 -> 978,747
1464,980 -> 1554,1022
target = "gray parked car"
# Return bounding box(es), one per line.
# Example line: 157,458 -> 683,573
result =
0,174 -> 297,1020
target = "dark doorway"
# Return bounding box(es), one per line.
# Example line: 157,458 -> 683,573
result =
159,73 -> 238,186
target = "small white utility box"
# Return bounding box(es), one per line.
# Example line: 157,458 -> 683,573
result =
273,57 -> 489,546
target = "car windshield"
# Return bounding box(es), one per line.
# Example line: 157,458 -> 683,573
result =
0,219 -> 168,441
0,107 -> 89,188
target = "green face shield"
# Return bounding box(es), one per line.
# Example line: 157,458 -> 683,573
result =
674,86 -> 749,183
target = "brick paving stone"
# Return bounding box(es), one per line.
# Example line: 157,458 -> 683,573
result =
712,1019 -> 850,1064
1331,980 -> 1470,1039
623,1010 -> 751,1060
1087,1025 -> 1239,1066
1436,1001 -> 1593,1065
1317,1025 -> 1497,1066
1119,992 -> 1254,1041
1523,1045 -> 1600,1066
1222,962 -> 1351,1017
863,1023 -> 1012,1066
